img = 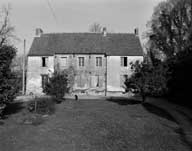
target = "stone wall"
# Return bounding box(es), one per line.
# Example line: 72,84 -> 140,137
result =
26,56 -> 54,95
26,54 -> 143,95
107,56 -> 143,92
54,54 -> 106,95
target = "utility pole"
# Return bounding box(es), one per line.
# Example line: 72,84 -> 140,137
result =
22,39 -> 26,95
105,54 -> 107,96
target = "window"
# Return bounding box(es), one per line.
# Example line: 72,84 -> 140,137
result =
90,75 -> 103,88
60,57 -> 67,67
96,57 -> 102,67
96,75 -> 103,87
41,74 -> 48,89
121,57 -> 128,67
42,57 -> 48,67
76,75 -> 85,88
120,74 -> 128,87
79,57 -> 85,67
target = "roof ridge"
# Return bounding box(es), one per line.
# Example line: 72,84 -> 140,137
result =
42,32 -> 136,36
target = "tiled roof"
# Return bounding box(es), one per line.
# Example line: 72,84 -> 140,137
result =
28,33 -> 143,56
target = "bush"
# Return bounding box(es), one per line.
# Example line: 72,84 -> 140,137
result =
125,61 -> 169,102
0,45 -> 18,106
167,49 -> 192,106
43,71 -> 68,100
27,97 -> 56,115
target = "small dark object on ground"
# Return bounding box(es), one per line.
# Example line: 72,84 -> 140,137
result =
75,95 -> 78,101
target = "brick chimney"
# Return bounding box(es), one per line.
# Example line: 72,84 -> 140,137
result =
134,28 -> 139,36
102,27 -> 107,37
35,28 -> 43,37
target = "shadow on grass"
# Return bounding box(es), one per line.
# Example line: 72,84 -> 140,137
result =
143,102 -> 192,150
142,102 -> 177,123
2,102 -> 25,118
106,97 -> 141,105
174,128 -> 192,150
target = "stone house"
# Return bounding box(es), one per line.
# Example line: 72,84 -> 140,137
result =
26,29 -> 143,95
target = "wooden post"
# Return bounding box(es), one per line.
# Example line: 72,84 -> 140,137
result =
34,95 -> 37,113
22,39 -> 26,95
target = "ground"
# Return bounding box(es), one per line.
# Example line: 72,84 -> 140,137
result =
0,96 -> 192,151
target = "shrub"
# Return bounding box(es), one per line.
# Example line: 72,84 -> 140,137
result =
0,45 -> 18,115
27,97 -> 56,115
125,61 -> 169,102
43,71 -> 68,100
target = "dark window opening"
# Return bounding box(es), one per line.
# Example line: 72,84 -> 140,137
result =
42,57 -> 48,67
96,57 -> 102,67
121,57 -> 128,67
79,57 -> 85,67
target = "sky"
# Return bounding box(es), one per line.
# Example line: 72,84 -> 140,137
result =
0,0 -> 163,55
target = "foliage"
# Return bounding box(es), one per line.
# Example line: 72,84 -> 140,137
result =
43,71 -> 68,100
138,0 -> 192,105
125,61 -> 169,102
167,49 -> 192,104
146,0 -> 192,61
63,66 -> 76,93
27,97 -> 55,115
0,45 -> 18,107
89,22 -> 102,33
0,5 -> 15,46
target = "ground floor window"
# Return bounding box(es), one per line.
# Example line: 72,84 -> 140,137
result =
76,75 -> 86,88
120,74 -> 128,87
41,74 -> 48,89
90,75 -> 104,88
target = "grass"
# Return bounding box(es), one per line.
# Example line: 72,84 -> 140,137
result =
0,97 -> 191,151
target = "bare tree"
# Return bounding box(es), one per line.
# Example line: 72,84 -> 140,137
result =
89,22 -> 102,33
0,5 -> 15,47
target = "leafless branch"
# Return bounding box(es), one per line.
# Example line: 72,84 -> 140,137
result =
0,5 -> 15,47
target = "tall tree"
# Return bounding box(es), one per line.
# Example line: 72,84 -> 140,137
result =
144,0 -> 192,104
0,5 -> 14,47
146,0 -> 192,61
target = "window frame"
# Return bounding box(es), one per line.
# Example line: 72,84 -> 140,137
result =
121,57 -> 128,67
78,57 -> 85,67
120,74 -> 128,87
96,57 -> 102,67
60,57 -> 67,67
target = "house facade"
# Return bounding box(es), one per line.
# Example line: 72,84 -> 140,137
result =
26,29 -> 143,95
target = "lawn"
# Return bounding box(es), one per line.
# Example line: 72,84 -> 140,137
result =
0,97 -> 191,151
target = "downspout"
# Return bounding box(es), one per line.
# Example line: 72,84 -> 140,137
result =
105,53 -> 107,96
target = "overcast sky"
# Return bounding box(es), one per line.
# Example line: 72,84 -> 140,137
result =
0,0 -> 163,55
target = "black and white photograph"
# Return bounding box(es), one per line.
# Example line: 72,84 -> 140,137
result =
0,0 -> 192,150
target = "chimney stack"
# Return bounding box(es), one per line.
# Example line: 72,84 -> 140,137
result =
134,28 -> 139,36
35,28 -> 43,37
102,27 -> 107,37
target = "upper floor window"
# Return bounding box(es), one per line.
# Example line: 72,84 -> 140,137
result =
121,57 -> 128,67
78,57 -> 85,67
60,57 -> 67,67
96,57 -> 102,67
42,57 -> 48,67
